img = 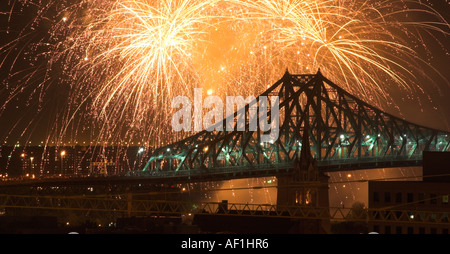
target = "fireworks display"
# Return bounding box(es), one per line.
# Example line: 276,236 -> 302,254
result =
0,0 -> 450,217
0,0 -> 449,150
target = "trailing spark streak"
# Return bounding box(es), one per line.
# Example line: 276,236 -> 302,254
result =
56,0 -> 216,145
226,0 -> 449,101
0,0 -> 448,151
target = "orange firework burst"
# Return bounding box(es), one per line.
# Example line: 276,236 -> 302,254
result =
0,0 -> 448,149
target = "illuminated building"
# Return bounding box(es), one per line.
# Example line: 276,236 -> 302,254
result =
0,146 -> 151,178
368,152 -> 450,234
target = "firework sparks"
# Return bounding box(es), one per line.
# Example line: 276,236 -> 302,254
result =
46,0 -> 218,145
225,0 -> 449,100
0,0 -> 448,150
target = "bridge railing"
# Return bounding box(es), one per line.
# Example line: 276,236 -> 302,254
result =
129,154 -> 423,178
1,194 -> 449,225
317,154 -> 422,171
128,162 -> 295,178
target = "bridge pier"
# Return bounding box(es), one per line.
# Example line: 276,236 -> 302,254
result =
276,155 -> 331,233
127,192 -> 133,217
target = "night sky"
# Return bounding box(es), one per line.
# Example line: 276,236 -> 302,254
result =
0,0 -> 449,146
0,0 -> 449,214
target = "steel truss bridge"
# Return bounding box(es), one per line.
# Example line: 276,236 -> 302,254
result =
137,70 -> 450,180
1,70 -> 450,231
1,194 -> 449,226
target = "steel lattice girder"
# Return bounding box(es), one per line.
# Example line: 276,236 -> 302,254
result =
1,194 -> 450,225
140,70 -> 450,176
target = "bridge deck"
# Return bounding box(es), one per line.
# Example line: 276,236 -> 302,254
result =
0,194 -> 449,225
0,156 -> 422,189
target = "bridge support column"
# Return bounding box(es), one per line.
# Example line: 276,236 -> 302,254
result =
127,193 -> 133,217
276,156 -> 330,233
276,175 -> 329,208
